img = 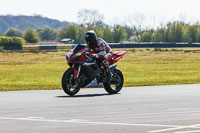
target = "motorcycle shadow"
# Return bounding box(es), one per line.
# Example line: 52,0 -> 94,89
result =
56,93 -> 117,98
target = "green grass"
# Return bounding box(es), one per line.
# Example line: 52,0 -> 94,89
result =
0,52 -> 68,91
118,49 -> 200,86
1,49 -> 200,91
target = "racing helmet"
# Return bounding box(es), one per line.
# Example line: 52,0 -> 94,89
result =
85,30 -> 97,46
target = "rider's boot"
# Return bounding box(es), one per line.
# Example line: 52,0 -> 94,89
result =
80,76 -> 87,87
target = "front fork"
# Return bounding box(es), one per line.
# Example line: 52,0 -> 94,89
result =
70,64 -> 81,79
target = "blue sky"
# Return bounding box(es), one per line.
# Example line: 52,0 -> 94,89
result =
1,0 -> 200,25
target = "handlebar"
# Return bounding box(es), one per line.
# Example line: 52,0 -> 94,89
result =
83,52 -> 94,62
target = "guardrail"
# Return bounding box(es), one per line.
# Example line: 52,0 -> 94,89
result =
0,44 -> 73,51
1,43 -> 200,51
109,43 -> 200,48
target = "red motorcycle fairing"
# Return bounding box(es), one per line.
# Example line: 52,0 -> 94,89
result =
109,51 -> 127,64
65,44 -> 126,79
66,47 -> 87,64
66,45 -> 88,79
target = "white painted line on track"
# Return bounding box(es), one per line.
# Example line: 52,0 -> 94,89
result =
134,92 -> 200,96
26,117 -> 44,119
174,130 -> 200,133
81,110 -> 200,120
133,111 -> 200,116
149,124 -> 200,133
2,116 -> 200,133
0,116 -> 181,128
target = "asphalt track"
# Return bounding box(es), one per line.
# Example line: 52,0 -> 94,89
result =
0,84 -> 200,133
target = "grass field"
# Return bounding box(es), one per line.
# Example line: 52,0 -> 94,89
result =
1,48 -> 200,91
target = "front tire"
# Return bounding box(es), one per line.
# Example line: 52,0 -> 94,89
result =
62,69 -> 80,96
103,68 -> 124,94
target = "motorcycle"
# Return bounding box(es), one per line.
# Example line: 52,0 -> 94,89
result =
62,44 -> 126,96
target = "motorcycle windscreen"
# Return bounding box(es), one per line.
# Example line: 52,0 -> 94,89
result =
72,44 -> 86,53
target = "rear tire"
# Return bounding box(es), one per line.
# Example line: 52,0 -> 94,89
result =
62,69 -> 80,96
103,68 -> 124,94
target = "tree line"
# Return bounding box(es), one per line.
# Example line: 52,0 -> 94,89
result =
0,23 -> 133,44
0,10 -> 200,44
139,22 -> 200,43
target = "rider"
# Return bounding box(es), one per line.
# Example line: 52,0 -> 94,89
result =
85,30 -> 112,83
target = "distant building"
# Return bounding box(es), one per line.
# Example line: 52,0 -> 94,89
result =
60,38 -> 74,44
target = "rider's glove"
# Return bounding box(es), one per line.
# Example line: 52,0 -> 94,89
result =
91,54 -> 98,58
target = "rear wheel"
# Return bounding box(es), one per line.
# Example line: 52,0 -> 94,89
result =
103,68 -> 124,94
62,69 -> 80,96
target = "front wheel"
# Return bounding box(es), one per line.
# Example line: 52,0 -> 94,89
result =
103,68 -> 124,94
62,69 -> 80,96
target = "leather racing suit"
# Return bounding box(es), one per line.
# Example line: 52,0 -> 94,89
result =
87,38 -> 113,72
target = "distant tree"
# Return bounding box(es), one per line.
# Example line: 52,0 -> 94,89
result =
0,36 -> 26,46
125,13 -> 146,39
77,9 -> 104,27
24,28 -> 40,43
76,25 -> 88,44
151,28 -> 166,42
113,25 -> 127,43
94,27 -> 104,39
196,25 -> 200,42
166,22 -> 183,42
139,31 -> 152,42
5,28 -> 23,37
37,26 -> 56,41
186,25 -> 197,43
102,26 -> 113,43
57,24 -> 78,43
124,26 -> 135,42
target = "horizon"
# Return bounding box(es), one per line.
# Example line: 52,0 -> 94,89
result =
0,13 -> 199,27
0,0 -> 200,27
